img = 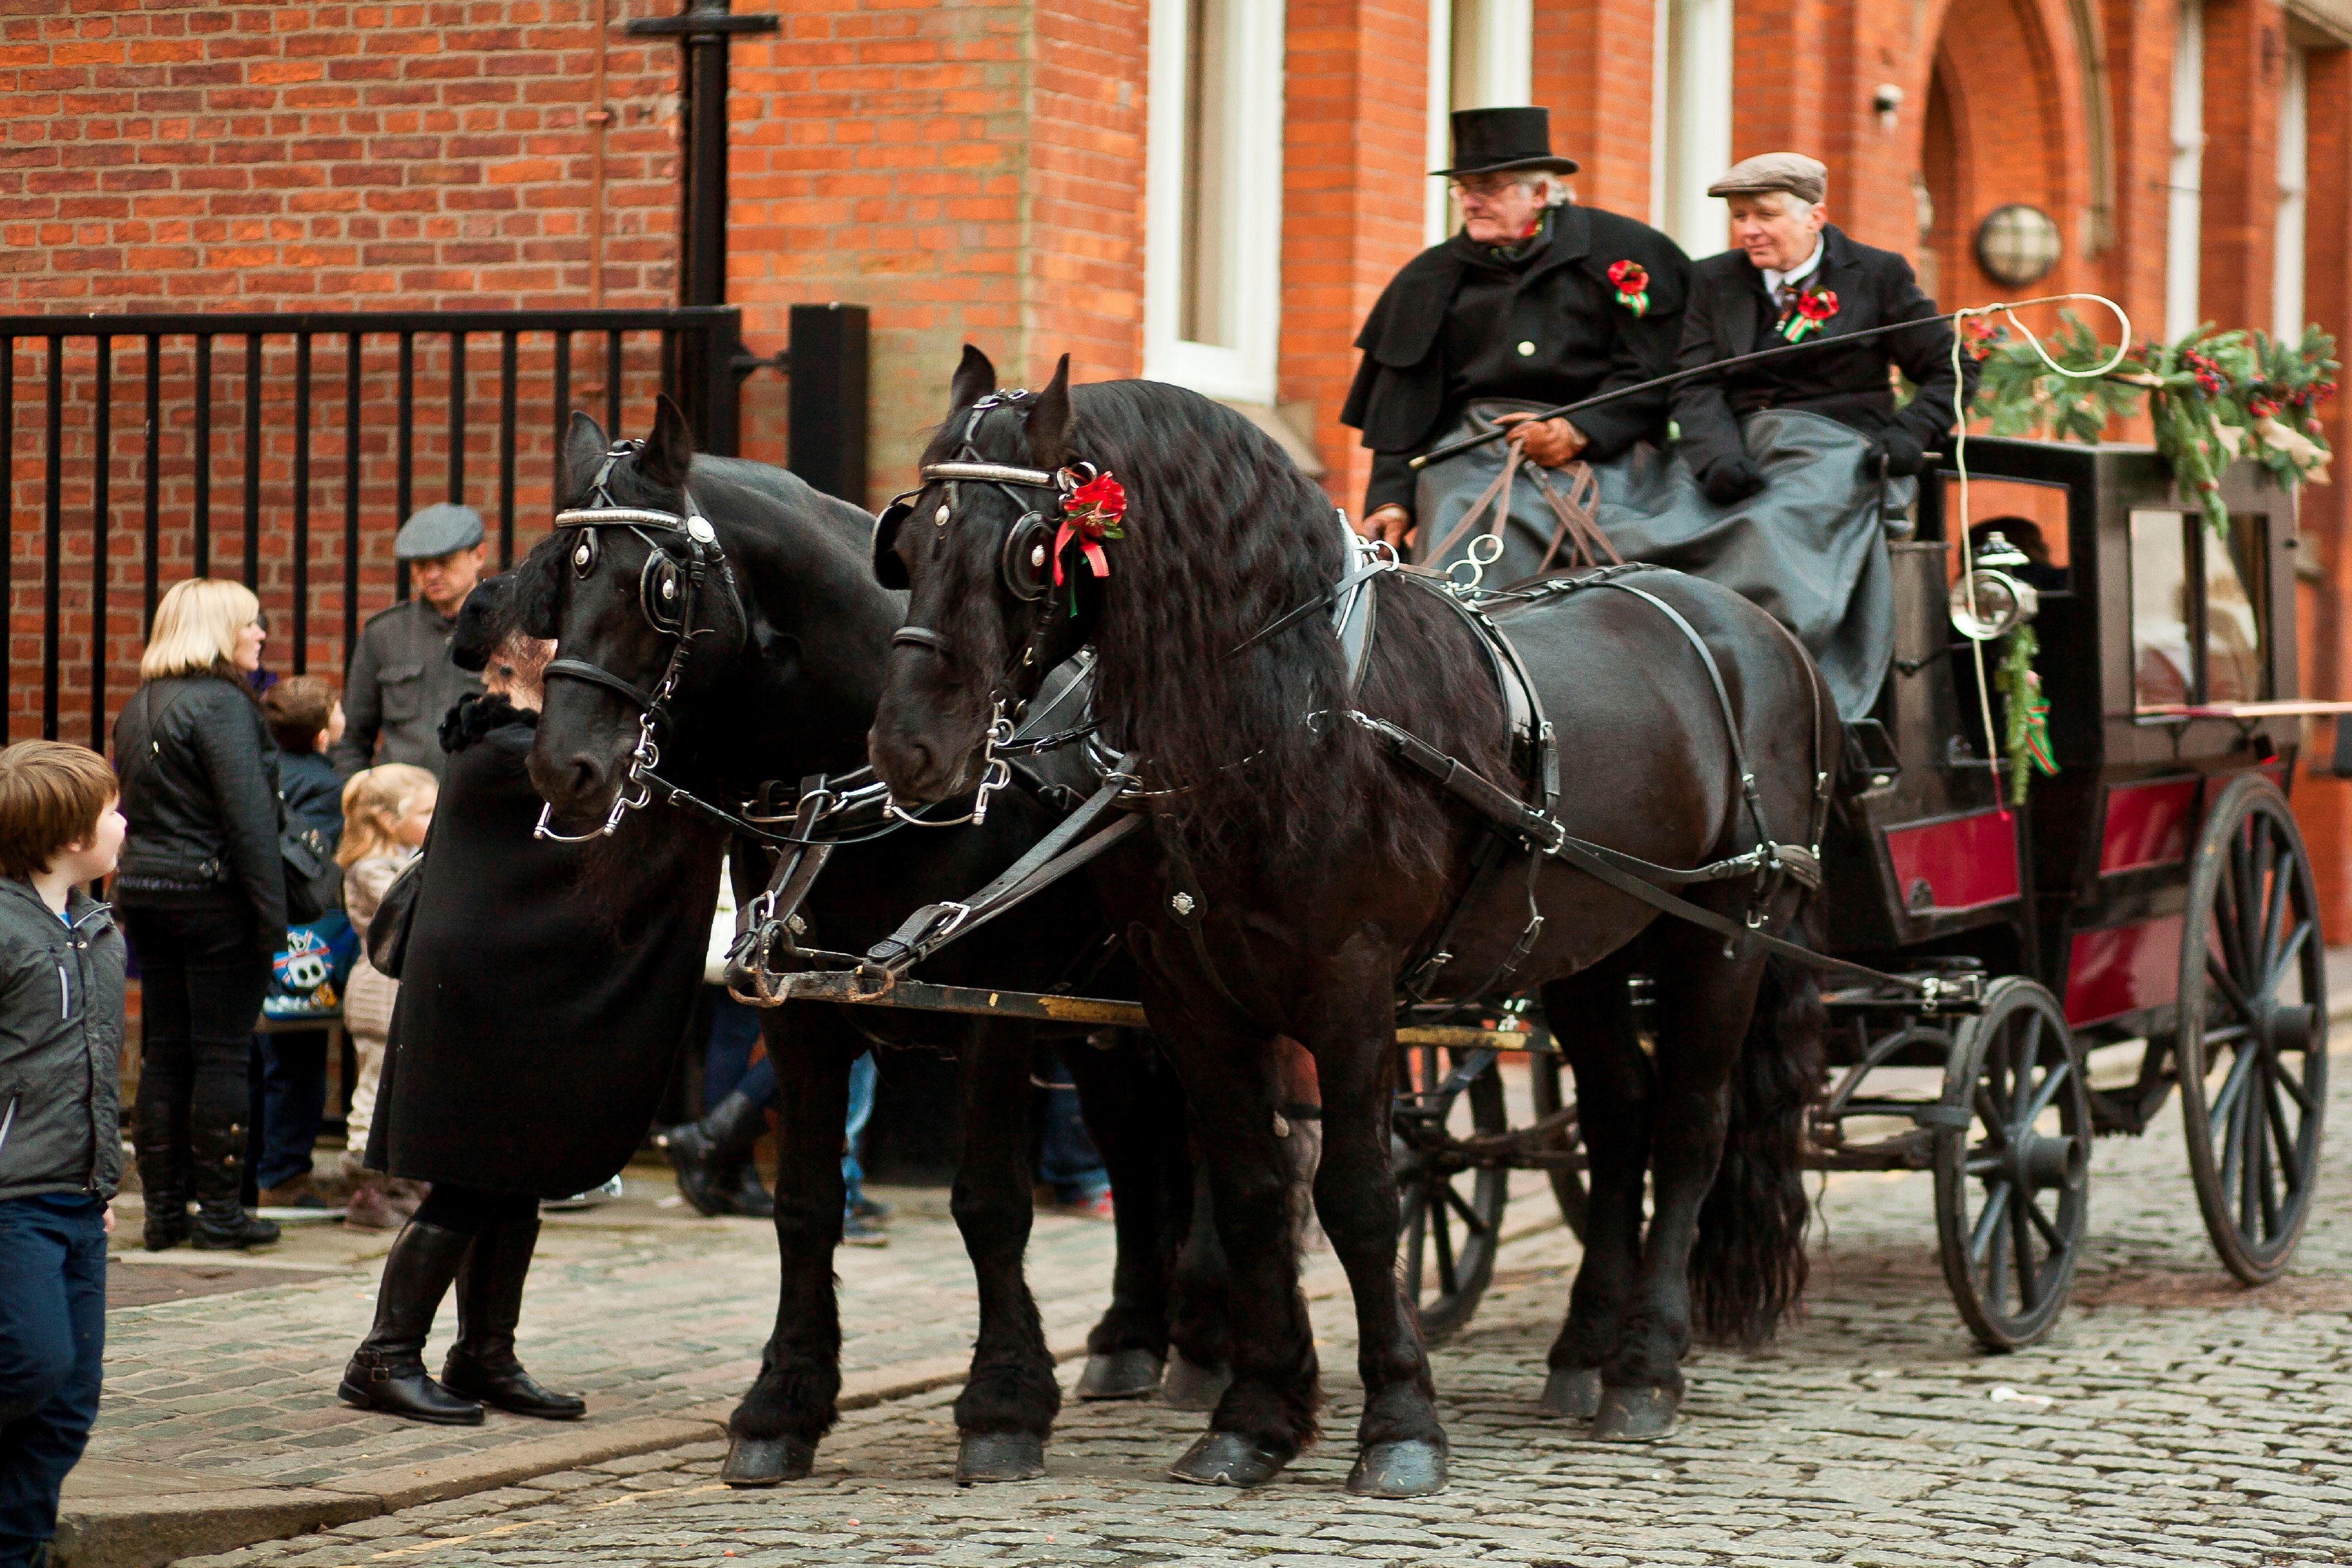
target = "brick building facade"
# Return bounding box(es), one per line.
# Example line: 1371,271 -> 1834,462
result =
8,0 -> 2352,907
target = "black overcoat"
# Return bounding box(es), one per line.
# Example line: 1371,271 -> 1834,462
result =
370,695 -> 723,1197
1670,224 -> 1978,477
1341,203 -> 1691,516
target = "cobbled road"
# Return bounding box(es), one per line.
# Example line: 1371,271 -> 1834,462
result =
177,1055 -> 2352,1568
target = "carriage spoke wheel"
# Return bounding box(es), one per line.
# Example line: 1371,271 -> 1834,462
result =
1524,1049 -> 1590,1241
2177,775 -> 2329,1284
1393,1043 -> 1509,1339
1933,977 -> 2091,1351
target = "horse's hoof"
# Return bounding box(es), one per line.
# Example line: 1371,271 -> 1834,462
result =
1538,1367 -> 1603,1419
1167,1430 -> 1290,1488
1075,1348 -> 1165,1401
720,1433 -> 815,1486
1161,1348 -> 1232,1412
1346,1438 -> 1448,1498
955,1430 -> 1046,1484
1591,1384 -> 1681,1442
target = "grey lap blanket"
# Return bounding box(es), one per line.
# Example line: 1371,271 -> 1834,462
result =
1414,404 -> 1906,722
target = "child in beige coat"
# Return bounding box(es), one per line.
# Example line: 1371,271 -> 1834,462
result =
337,765 -> 435,1230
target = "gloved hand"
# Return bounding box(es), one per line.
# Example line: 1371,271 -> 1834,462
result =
1872,427 -> 1928,478
1697,454 -> 1766,507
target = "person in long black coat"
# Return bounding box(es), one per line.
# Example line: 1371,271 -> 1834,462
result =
339,580 -> 723,1426
1340,107 -> 1690,551
1670,152 -> 1978,505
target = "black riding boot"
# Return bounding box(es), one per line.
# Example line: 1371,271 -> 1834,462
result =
440,1213 -> 585,1420
137,1134 -> 193,1252
655,1090 -> 771,1218
188,1119 -> 280,1251
340,1220 -> 485,1424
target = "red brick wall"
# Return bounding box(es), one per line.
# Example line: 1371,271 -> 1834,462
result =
1280,0 -> 1429,512
1537,0 -> 1655,222
0,0 -> 678,310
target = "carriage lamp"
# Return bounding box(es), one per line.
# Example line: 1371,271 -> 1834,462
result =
1974,205 -> 2062,288
1950,540 -> 2040,642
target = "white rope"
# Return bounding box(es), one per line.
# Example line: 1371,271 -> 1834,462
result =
1945,292 -> 2134,806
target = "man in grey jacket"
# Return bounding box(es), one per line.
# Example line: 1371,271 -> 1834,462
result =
0,741 -> 128,1568
331,504 -> 489,780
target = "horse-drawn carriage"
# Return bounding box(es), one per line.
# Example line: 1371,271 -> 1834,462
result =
1387,436 -> 2335,1349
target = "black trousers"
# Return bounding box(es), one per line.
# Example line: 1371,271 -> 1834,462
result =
122,902 -> 270,1185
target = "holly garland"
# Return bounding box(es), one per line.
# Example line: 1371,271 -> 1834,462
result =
1993,622 -> 2058,802
1970,314 -> 2338,532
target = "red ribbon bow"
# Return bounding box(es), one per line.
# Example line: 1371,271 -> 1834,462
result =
1053,471 -> 1127,586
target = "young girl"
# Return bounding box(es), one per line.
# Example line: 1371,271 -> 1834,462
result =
337,764 -> 436,1231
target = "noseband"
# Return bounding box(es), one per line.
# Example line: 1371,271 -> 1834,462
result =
535,439 -> 737,842
872,392 -> 1102,825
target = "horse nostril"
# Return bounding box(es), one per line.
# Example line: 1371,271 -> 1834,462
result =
567,756 -> 601,801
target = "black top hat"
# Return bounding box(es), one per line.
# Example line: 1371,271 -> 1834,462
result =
1430,107 -> 1579,178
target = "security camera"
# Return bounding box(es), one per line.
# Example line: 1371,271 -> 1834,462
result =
1873,83 -> 1905,125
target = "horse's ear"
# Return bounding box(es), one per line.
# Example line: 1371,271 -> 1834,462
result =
560,410 -> 608,503
1026,355 -> 1073,472
509,536 -> 564,641
643,394 -> 696,489
948,343 -> 996,416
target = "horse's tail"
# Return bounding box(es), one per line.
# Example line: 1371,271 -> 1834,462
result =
1689,918 -> 1824,1345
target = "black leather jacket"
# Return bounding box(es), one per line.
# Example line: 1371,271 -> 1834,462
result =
112,672 -> 288,942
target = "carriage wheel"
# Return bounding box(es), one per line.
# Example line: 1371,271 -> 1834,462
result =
2176,774 -> 2329,1284
1394,1043 -> 1510,1339
1524,1050 -> 1590,1241
1932,977 -> 2092,1351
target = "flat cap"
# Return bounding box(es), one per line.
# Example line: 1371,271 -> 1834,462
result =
393,502 -> 485,561
1706,152 -> 1828,205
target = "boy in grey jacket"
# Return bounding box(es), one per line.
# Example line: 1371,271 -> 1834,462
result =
0,741 -> 128,1568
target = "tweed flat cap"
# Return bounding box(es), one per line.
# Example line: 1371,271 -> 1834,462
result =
1706,153 -> 1828,205
394,502 -> 486,560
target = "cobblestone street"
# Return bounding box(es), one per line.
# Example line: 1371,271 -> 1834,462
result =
153,1047 -> 2352,1568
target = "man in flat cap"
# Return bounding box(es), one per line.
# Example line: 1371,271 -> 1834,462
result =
1672,152 -> 1975,505
1342,107 -> 1691,572
331,502 -> 489,780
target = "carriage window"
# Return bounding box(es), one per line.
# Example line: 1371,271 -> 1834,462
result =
2205,512 -> 2269,703
2131,509 -> 2193,710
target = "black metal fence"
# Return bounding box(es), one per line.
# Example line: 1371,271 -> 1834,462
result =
1,302 -> 867,749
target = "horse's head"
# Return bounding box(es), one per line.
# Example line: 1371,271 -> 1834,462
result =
868,346 -> 1102,804
519,395 -> 749,832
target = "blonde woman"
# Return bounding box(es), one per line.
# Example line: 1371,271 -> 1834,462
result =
112,579 -> 286,1252
334,765 -> 436,1231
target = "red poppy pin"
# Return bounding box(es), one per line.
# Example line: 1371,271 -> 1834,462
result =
1054,470 -> 1127,588
1607,259 -> 1651,318
1778,283 -> 1840,343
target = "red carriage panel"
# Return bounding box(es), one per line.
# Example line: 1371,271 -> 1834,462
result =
2097,777 -> 2197,874
1882,808 -> 2020,915
2062,915 -> 2184,1025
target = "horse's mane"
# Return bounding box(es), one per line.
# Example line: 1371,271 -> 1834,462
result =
930,379 -> 1505,873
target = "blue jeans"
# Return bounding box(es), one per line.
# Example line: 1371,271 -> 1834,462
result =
252,1031 -> 329,1191
1036,1049 -> 1109,1204
700,990 -> 874,1215
0,1196 -> 107,1563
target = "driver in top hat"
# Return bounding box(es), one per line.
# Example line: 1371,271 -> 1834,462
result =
1671,153 -> 1977,505
1341,107 -> 1691,552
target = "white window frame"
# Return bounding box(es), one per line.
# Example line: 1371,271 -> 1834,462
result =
1143,0 -> 1288,406
1652,0 -> 1734,257
2165,0 -> 2205,342
1424,0 -> 1536,246
2273,42 -> 2308,341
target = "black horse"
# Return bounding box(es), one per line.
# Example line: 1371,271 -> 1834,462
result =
514,401 -> 1218,1485
869,349 -> 1833,1495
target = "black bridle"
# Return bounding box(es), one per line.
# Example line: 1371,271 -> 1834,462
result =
871,392 -> 1106,825
534,439 -> 738,842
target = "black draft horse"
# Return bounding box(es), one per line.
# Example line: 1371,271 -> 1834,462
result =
869,349 -> 1833,1496
514,401 -> 1219,1485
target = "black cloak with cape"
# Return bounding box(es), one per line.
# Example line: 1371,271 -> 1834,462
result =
369,694 -> 723,1197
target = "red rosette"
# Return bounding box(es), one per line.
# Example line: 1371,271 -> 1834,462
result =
1795,287 -> 1839,323
1053,470 -> 1127,585
1607,259 -> 1648,292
